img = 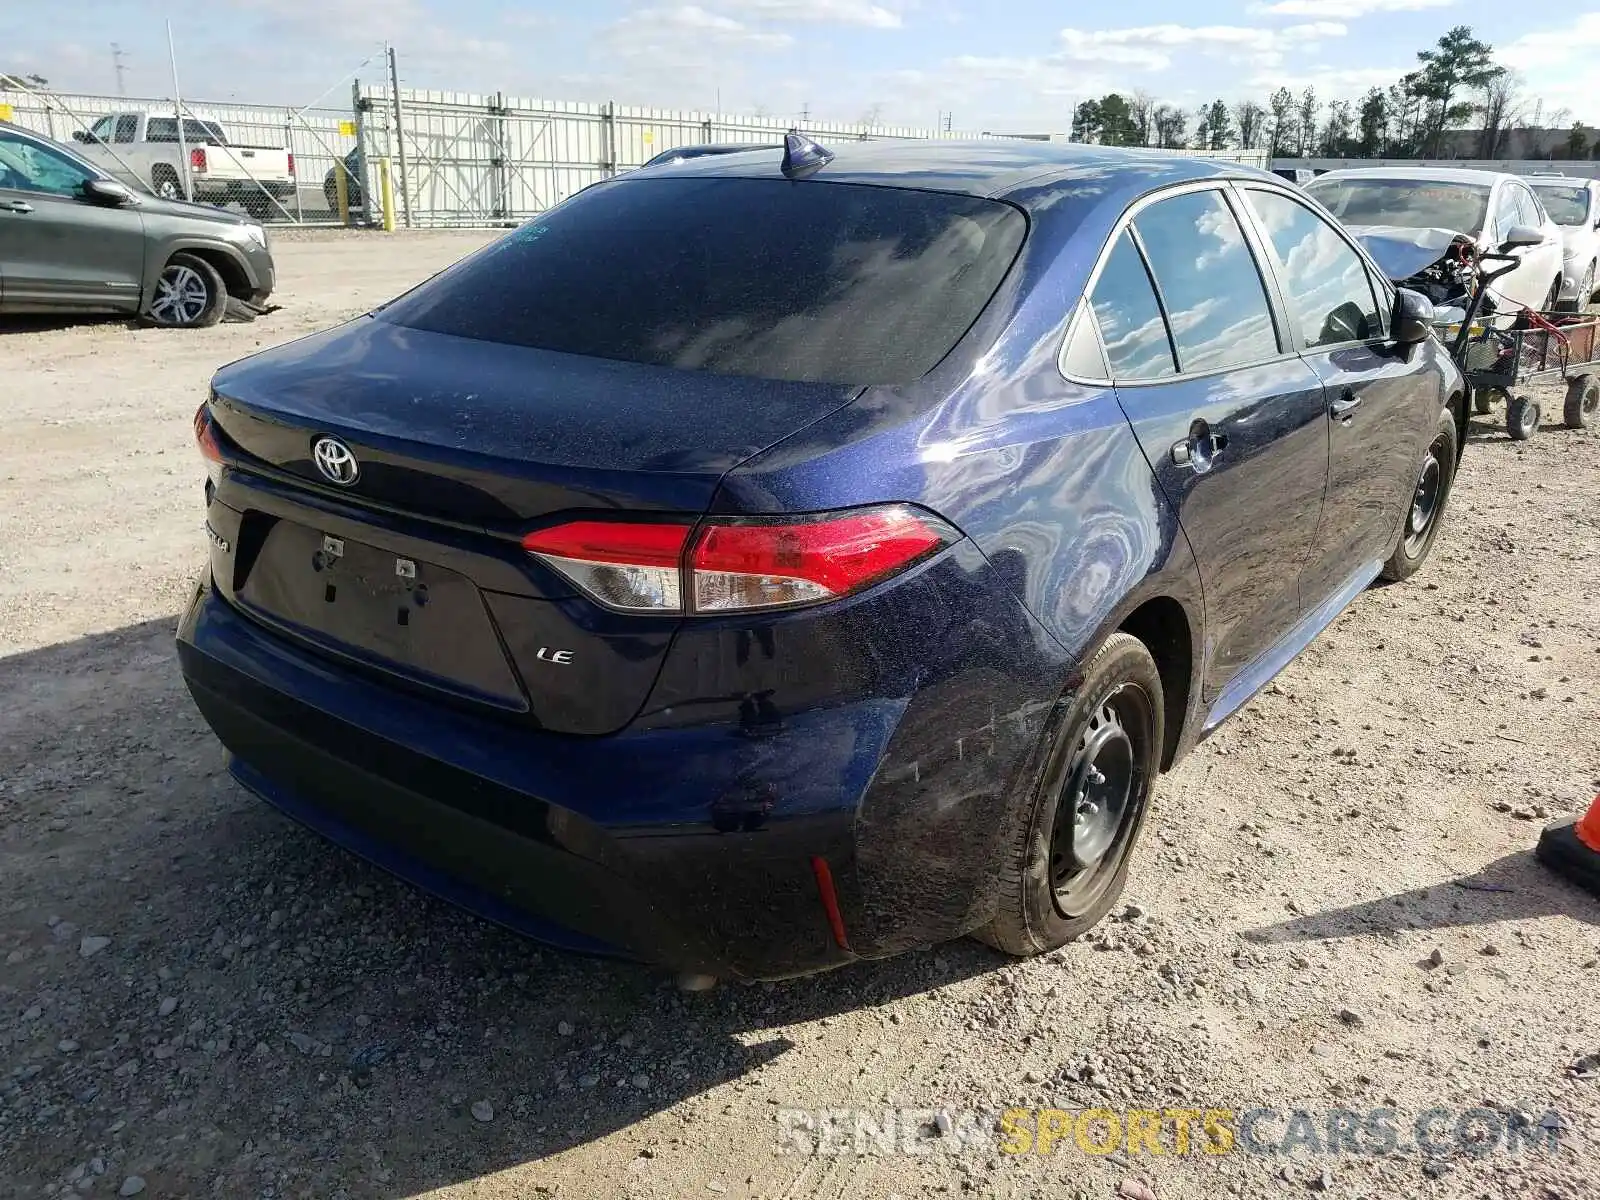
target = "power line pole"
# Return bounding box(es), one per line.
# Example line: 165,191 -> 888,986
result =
801,101 -> 810,125
111,43 -> 128,95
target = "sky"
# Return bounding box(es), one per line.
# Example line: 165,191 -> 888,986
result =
4,1 -> 1597,131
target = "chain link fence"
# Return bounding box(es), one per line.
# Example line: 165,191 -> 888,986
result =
4,65 -> 1271,229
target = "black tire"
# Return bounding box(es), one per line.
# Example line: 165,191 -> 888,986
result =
975,631 -> 1163,957
1472,388 -> 1493,415
1507,394 -> 1541,441
141,252 -> 227,329
243,193 -> 275,220
1543,278 -> 1562,313
1382,407 -> 1459,582
1565,374 -> 1600,429
150,165 -> 182,201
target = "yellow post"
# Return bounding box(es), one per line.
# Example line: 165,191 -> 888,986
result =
331,160 -> 347,225
334,160 -> 349,225
379,157 -> 396,233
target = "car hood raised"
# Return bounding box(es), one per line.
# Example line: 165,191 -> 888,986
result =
1349,224 -> 1474,282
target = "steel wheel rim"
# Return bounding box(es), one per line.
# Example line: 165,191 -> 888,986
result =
1582,265 -> 1596,312
1049,682 -> 1154,915
1516,400 -> 1538,437
1586,388 -> 1600,418
156,179 -> 179,200
149,265 -> 209,325
1405,446 -> 1444,555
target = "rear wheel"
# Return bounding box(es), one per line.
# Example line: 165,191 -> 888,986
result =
1507,394 -> 1541,441
1382,408 -> 1458,582
1565,374 -> 1600,429
976,632 -> 1163,956
142,252 -> 226,329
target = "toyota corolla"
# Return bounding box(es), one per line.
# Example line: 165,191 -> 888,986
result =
178,137 -> 1464,980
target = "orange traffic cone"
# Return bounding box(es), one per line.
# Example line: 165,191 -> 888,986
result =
1536,794 -> 1600,896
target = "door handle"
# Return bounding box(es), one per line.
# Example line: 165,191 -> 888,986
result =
1171,424 -> 1228,473
0,199 -> 33,214
1329,392 -> 1362,422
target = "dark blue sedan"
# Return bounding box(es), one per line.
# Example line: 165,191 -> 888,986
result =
178,137 -> 1464,980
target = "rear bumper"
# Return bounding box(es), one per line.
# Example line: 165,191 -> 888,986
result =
178,578 -> 883,978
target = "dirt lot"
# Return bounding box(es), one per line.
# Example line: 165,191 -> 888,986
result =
2,231 -> 1598,1200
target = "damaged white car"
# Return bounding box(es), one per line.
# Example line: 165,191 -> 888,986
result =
1305,167 -> 1566,323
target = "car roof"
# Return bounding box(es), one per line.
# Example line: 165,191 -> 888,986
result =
644,138 -> 1275,205
1311,165 -> 1511,186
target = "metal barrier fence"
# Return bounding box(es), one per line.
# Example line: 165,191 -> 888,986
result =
3,77 -> 1270,228
0,87 -> 358,223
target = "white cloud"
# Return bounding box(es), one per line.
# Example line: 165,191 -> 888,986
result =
1056,22 -> 1347,73
1253,0 -> 1455,15
720,0 -> 904,28
1500,14 -> 1600,124
603,5 -> 794,55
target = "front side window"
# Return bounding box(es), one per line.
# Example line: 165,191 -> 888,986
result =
0,131 -> 94,197
1133,190 -> 1280,373
87,116 -> 115,142
1245,189 -> 1382,348
1087,230 -> 1175,381
382,177 -> 1027,387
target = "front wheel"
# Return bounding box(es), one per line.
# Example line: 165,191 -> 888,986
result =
976,631 -> 1163,957
1507,394 -> 1541,441
1565,374 -> 1600,429
142,253 -> 227,329
1382,408 -> 1459,582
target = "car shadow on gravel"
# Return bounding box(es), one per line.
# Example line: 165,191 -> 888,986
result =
1240,851 -> 1600,949
0,617 -> 1001,1198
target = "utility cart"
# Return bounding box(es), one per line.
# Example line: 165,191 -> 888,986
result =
1449,251 -> 1600,440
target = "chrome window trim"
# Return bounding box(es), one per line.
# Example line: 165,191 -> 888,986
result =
1060,178 -> 1305,388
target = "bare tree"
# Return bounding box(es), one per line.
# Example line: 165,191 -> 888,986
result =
1477,70 -> 1521,158
1152,104 -> 1187,149
1129,90 -> 1157,147
1233,101 -> 1267,151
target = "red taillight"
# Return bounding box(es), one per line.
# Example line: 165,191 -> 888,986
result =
520,505 -> 955,615
189,146 -> 207,173
286,152 -> 296,177
194,402 -> 223,485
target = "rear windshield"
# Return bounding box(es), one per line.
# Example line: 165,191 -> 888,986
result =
379,177 -> 1027,386
1305,178 -> 1489,235
1532,184 -> 1592,226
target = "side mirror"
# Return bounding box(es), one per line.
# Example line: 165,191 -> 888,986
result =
1391,287 -> 1436,346
1497,224 -> 1543,251
80,178 -> 135,206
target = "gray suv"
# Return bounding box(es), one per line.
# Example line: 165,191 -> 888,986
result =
0,122 -> 276,328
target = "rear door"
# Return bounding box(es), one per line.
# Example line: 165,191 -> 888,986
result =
1237,184 -> 1435,607
1092,185 -> 1330,715
0,128 -> 145,311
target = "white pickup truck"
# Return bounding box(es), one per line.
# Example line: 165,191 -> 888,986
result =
71,111 -> 296,218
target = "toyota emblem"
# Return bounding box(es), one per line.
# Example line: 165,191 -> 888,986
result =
312,436 -> 359,486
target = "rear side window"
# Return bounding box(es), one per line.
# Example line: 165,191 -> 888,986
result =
146,118 -> 224,144
381,178 -> 1026,386
113,116 -> 138,144
1088,231 -> 1175,380
1133,190 -> 1280,373
1245,189 -> 1382,347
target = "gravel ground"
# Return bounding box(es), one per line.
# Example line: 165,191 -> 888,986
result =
2,231 -> 1599,1200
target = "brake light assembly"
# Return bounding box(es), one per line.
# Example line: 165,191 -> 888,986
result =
189,146 -> 208,174
194,401 -> 224,488
521,505 -> 957,615
286,152 -> 296,177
